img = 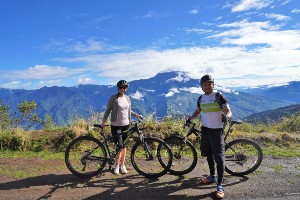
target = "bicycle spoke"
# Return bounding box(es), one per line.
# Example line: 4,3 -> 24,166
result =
65,136 -> 107,178
164,136 -> 197,175
225,139 -> 263,176
131,137 -> 172,178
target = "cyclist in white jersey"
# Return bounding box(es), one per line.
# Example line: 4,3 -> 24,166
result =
188,74 -> 232,199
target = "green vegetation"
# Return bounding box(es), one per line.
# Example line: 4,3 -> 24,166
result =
1,98 -> 300,157
0,114 -> 299,157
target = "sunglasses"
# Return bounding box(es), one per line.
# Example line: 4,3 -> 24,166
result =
119,87 -> 127,89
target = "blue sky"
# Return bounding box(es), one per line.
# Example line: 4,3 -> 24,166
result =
0,0 -> 300,89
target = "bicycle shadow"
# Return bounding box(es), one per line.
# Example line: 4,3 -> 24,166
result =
0,169 -> 249,200
83,173 -> 249,200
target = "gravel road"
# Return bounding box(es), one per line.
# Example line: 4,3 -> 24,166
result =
0,155 -> 299,199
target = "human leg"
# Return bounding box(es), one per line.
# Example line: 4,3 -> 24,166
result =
119,150 -> 128,174
111,126 -> 122,174
119,125 -> 130,174
210,128 -> 225,185
200,126 -> 216,184
209,128 -> 225,198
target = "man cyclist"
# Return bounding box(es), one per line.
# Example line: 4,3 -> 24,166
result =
187,74 -> 232,199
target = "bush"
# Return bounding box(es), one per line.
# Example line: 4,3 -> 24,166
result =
0,129 -> 31,151
277,113 -> 300,133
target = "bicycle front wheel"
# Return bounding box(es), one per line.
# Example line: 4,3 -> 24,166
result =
225,138 -> 263,176
65,136 -> 107,178
131,137 -> 173,179
163,135 -> 198,176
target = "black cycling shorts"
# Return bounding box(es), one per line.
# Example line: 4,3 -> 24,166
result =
200,126 -> 225,162
111,124 -> 130,148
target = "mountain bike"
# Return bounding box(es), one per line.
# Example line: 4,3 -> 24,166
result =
65,120 -> 173,179
163,119 -> 263,176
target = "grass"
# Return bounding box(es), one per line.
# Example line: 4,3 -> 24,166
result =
0,117 -> 299,159
0,150 -> 65,159
262,147 -> 300,157
271,165 -> 287,173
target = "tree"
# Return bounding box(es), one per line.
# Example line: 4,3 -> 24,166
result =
42,114 -> 56,131
11,100 -> 40,130
0,100 -> 11,130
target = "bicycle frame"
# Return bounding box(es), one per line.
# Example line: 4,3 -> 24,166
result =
183,120 -> 242,143
95,120 -> 146,162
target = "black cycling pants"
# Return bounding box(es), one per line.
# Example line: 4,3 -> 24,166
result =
200,126 -> 225,185
111,124 -> 130,149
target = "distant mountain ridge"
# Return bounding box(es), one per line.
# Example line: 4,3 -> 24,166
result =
0,71 -> 299,126
243,104 -> 300,124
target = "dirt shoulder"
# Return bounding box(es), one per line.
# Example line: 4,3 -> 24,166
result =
0,156 -> 300,200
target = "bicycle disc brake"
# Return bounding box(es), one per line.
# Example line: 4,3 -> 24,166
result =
80,151 -> 91,171
235,153 -> 247,165
108,158 -> 115,165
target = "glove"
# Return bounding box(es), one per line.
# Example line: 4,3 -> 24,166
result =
221,113 -> 230,123
185,118 -> 192,126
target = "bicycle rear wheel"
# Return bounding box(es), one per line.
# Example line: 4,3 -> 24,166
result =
163,135 -> 198,176
131,137 -> 173,179
65,136 -> 107,178
225,138 -> 263,176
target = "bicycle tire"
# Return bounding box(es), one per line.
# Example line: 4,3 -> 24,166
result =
163,135 -> 198,176
130,137 -> 173,179
225,138 -> 263,176
65,136 -> 107,178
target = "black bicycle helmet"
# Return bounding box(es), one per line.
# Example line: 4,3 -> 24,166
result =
200,74 -> 214,86
117,80 -> 129,88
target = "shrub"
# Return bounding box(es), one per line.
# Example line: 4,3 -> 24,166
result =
0,129 -> 31,151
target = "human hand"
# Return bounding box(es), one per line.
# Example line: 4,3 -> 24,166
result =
221,113 -> 230,124
137,114 -> 143,120
185,118 -> 192,126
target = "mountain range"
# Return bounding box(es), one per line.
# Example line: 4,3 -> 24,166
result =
0,71 -> 299,126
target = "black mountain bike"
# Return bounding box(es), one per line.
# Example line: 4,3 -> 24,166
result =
65,120 -> 173,179
163,119 -> 263,176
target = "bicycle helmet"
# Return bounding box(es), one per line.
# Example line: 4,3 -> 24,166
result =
200,74 -> 214,86
117,80 -> 129,88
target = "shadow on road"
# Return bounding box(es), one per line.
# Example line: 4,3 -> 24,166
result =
0,169 -> 249,200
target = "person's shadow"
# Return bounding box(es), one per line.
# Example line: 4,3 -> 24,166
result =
0,170 -> 249,200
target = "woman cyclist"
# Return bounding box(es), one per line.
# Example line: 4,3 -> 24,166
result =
102,80 -> 142,175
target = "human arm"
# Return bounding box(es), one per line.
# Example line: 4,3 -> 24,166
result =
188,108 -> 201,121
131,110 -> 143,119
101,96 -> 114,126
221,104 -> 232,123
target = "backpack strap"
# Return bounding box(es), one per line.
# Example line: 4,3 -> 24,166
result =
215,91 -> 222,108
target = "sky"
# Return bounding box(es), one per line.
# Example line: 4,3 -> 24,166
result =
0,0 -> 300,90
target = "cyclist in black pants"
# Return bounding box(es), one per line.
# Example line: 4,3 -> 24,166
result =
187,74 -> 232,199
102,80 -> 142,175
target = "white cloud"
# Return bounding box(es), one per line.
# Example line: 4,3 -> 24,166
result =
0,81 -> 31,89
212,20 -> 300,50
165,88 -> 180,97
0,65 -> 87,81
2,19 -> 300,90
189,9 -> 199,14
167,72 -> 190,82
43,38 -> 127,53
55,39 -> 300,88
291,9 -> 300,14
131,90 -> 144,100
38,79 -> 62,88
78,77 -> 96,84
179,87 -> 202,94
265,13 -> 290,21
231,0 -> 272,13
184,28 -> 213,34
